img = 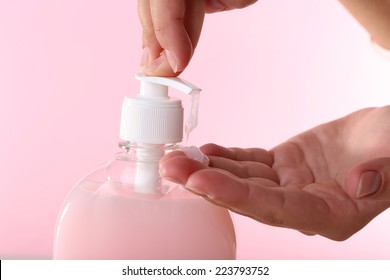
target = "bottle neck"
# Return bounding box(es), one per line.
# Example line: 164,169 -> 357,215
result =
119,141 -> 178,158
118,141 -> 178,194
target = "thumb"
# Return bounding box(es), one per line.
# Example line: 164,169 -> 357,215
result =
345,157 -> 390,200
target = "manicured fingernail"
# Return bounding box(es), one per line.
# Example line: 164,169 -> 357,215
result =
164,49 -> 178,73
356,171 -> 382,198
182,146 -> 209,165
139,47 -> 150,69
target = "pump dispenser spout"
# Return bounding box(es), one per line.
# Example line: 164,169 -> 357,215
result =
137,74 -> 201,98
120,75 -> 201,145
119,75 -> 201,194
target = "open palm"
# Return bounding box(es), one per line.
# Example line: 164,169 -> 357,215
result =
160,106 -> 390,240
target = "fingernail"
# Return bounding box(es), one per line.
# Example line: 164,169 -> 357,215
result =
356,171 -> 383,198
159,165 -> 185,185
208,0 -> 226,12
143,53 -> 166,74
164,49 -> 178,73
185,183 -> 208,197
184,185 -> 207,199
182,146 -> 209,165
162,176 -> 185,185
139,47 -> 150,70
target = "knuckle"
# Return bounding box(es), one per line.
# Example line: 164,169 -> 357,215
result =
153,23 -> 168,36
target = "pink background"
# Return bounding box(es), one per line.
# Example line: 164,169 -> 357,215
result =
1,0 -> 390,259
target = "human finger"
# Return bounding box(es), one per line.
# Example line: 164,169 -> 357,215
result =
141,0 -> 204,76
200,143 -> 274,166
184,171 -> 349,239
138,0 -> 164,67
138,0 -> 188,76
204,0 -> 259,13
159,152 -> 208,185
346,157 -> 390,201
209,156 -> 279,181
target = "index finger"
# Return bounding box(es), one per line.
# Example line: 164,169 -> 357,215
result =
185,170 -> 334,236
138,0 -> 204,76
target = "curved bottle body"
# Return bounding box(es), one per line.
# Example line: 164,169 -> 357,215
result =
53,145 -> 236,259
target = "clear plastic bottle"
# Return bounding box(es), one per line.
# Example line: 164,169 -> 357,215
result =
53,75 -> 236,259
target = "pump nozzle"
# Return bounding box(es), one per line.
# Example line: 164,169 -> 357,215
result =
120,75 -> 201,144
136,74 -> 201,97
119,75 -> 202,195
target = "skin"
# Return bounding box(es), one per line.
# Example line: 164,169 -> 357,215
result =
138,1 -> 390,240
339,0 -> 390,49
160,106 -> 390,240
138,0 -> 390,76
138,0 -> 258,76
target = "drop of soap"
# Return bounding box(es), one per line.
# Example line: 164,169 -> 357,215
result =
184,91 -> 200,142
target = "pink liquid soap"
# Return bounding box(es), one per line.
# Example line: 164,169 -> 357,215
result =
53,180 -> 236,259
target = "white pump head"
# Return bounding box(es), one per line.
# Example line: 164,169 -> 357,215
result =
120,75 -> 201,144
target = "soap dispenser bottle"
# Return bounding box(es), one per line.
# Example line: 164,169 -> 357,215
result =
53,75 -> 236,260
